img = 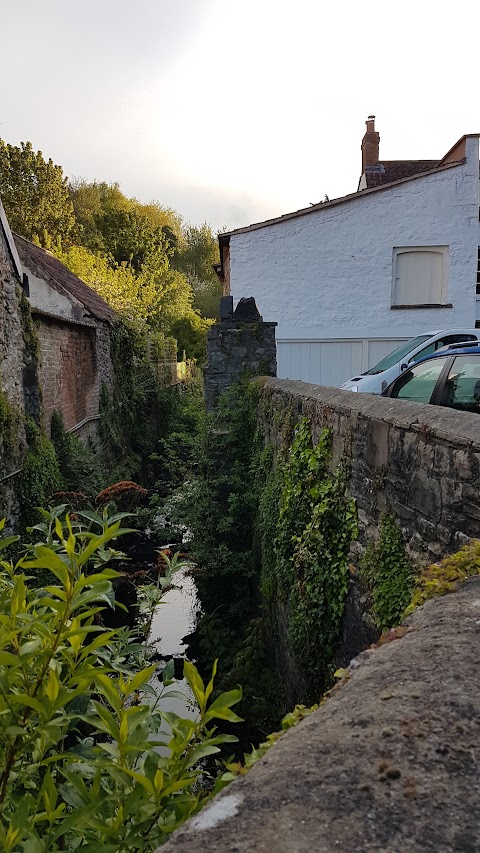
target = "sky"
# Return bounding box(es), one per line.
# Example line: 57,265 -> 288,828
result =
1,0 -> 479,232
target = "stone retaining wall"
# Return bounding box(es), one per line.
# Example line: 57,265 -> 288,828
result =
257,378 -> 480,560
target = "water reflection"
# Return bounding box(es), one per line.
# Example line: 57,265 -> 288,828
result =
149,568 -> 199,723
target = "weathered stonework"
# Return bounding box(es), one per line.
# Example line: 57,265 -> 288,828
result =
0,227 -> 26,417
0,211 -> 30,524
160,578 -> 480,853
257,378 -> 480,561
204,300 -> 277,409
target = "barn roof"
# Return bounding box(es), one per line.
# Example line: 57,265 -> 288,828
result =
14,234 -> 116,324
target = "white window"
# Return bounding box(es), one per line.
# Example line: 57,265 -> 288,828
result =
392,247 -> 448,307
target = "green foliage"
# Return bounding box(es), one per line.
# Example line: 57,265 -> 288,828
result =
219,701 -> 319,786
0,138 -> 74,246
19,290 -> 40,362
20,421 -> 61,530
174,223 -> 222,319
50,411 -> 105,496
257,447 -> 283,599
271,420 -> 358,698
0,137 -> 219,361
69,180 -> 182,266
177,382 -> 286,735
0,389 -> 20,466
360,513 -> 416,631
404,540 -> 480,616
98,321 -> 166,482
170,313 -> 213,364
185,393 -> 357,727
186,381 -> 259,594
64,182 -> 214,356
0,510 -> 241,851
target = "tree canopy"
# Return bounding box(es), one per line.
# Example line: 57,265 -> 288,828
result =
69,180 -> 182,272
0,138 -> 222,359
174,223 -> 222,319
0,139 -> 75,246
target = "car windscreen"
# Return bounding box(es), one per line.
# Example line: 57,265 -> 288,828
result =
365,335 -> 432,375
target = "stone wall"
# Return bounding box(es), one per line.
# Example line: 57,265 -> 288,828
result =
0,222 -> 26,417
0,217 -> 29,523
204,297 -> 277,410
159,578 -> 480,853
257,378 -> 480,561
34,314 -> 100,432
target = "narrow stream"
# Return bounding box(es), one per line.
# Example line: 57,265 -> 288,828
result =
149,567 -> 199,721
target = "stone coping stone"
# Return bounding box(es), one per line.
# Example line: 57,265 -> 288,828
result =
157,578 -> 480,853
259,377 -> 480,448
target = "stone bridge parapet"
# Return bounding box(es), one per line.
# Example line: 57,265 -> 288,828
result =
257,378 -> 480,560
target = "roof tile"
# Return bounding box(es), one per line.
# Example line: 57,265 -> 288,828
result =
364,159 -> 439,188
13,235 -> 116,324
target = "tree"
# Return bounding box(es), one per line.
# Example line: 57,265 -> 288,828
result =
56,244 -> 197,338
0,139 -> 75,246
175,223 -> 223,319
69,180 -> 182,272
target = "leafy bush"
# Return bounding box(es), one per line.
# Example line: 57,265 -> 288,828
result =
0,510 -> 241,851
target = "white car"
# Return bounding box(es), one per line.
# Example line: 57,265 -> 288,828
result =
340,330 -> 480,393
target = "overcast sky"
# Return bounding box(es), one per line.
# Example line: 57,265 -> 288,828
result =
1,0 -> 478,231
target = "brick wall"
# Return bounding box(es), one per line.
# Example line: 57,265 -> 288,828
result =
36,316 -> 99,432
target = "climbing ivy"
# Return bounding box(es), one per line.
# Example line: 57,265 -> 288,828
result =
50,410 -> 105,496
0,386 -> 21,465
19,419 -> 61,529
360,512 -> 416,631
272,420 -> 358,698
188,392 -> 358,726
19,289 -> 40,362
98,320 -> 182,484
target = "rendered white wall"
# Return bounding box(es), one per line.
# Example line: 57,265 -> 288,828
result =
27,269 -> 79,321
277,337 -> 407,386
230,139 -> 480,348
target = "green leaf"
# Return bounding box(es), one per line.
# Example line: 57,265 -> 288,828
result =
185,743 -> 221,768
96,672 -> 122,712
125,664 -> 157,697
10,795 -> 30,830
205,658 -> 218,703
22,546 -> 70,585
0,535 -> 20,552
183,660 -> 206,711
204,688 -> 243,724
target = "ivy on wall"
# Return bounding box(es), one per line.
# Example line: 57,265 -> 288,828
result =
267,420 -> 358,699
404,539 -> 480,615
99,321 -> 180,484
188,387 -> 359,727
0,386 -> 21,466
19,419 -> 61,529
359,512 -> 416,631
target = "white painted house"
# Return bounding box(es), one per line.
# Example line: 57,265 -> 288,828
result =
216,118 -> 480,386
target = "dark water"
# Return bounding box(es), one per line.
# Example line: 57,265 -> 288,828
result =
148,568 -> 199,722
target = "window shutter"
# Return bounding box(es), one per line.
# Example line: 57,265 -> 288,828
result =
394,249 -> 445,305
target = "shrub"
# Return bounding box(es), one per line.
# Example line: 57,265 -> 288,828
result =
0,510 -> 241,851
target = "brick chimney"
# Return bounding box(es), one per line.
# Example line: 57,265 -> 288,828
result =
361,115 -> 380,171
